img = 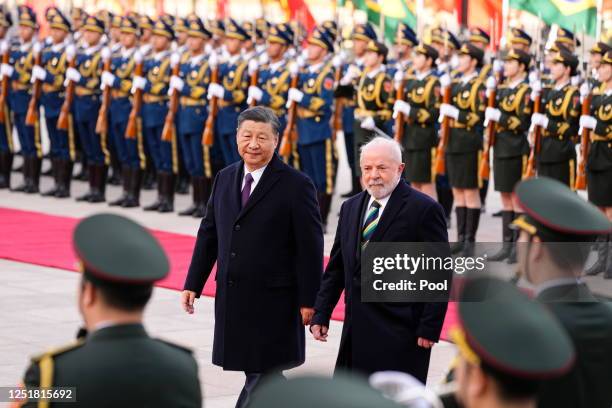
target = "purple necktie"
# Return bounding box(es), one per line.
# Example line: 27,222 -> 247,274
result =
241,173 -> 254,208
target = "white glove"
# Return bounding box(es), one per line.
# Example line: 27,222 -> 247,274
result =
65,44 -> 77,62
258,53 -> 269,66
332,54 -> 343,69
393,70 -> 404,87
100,46 -> 111,61
439,73 -> 451,89
65,67 -> 81,83
169,75 -> 184,92
131,75 -> 147,93
133,50 -> 144,65
530,80 -> 542,101
439,103 -> 459,121
579,115 -> 596,130
484,107 -> 501,126
0,40 -> 8,54
31,65 -> 47,82
1,63 -> 14,78
207,82 -> 224,100
32,42 -> 42,55
392,100 -> 411,118
360,116 -> 375,130
248,59 -> 259,76
289,61 -> 300,76
531,112 -> 549,128
485,76 -> 496,91
528,70 -> 538,84
247,86 -> 263,103
340,65 -> 360,86
493,59 -> 503,73
570,75 -> 581,87
579,82 -> 590,98
208,51 -> 219,69
170,52 -> 181,68
288,88 -> 304,103
101,71 -> 115,88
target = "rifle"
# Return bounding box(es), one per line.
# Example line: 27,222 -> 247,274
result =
57,45 -> 77,131
332,14 -> 344,142
524,17 -> 544,179
25,44 -> 42,126
202,52 -> 219,147
433,29 -> 451,175
0,40 -> 10,124
575,27 -> 590,190
95,48 -> 112,135
161,53 -> 181,142
125,51 -> 144,139
479,17 -> 499,180
393,76 -> 406,143
279,65 -> 299,158
248,19 -> 259,108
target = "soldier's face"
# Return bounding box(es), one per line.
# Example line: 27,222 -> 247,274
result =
19,25 -> 34,42
178,31 -> 188,46
121,32 -> 137,48
152,34 -> 169,51
511,42 -> 528,53
266,42 -> 285,60
141,29 -> 152,43
412,53 -> 427,71
225,38 -> 242,54
236,120 -> 279,170
503,59 -> 520,78
307,43 -> 325,61
363,50 -> 381,69
353,39 -> 368,57
550,61 -> 568,81
187,36 -> 204,53
360,147 -> 404,199
84,30 -> 102,46
50,28 -> 67,44
598,62 -> 611,83
457,54 -> 473,73
110,27 -> 121,42
455,358 -> 487,407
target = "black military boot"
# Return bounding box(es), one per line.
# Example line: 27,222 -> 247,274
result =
506,213 -> 520,264
144,173 -> 163,211
75,155 -> 88,180
142,165 -> 155,190
41,158 -> 60,196
158,172 -> 175,213
193,176 -> 210,218
108,154 -> 122,186
109,165 -> 131,206
12,156 -> 31,192
55,159 -> 73,198
24,157 -> 41,194
76,164 -> 95,202
450,207 -> 467,254
89,164 -> 107,203
176,173 -> 189,195
122,168 -> 142,208
461,208 -> 481,257
488,211 -> 514,261
179,177 -> 197,216
0,151 -> 13,189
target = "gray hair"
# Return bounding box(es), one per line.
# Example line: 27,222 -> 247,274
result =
237,106 -> 281,136
360,136 -> 402,163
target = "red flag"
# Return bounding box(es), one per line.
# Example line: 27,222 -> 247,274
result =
217,0 -> 229,19
467,0 -> 503,48
282,0 -> 316,35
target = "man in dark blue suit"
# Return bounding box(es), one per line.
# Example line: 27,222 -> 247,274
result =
311,137 -> 449,384
181,106 -> 324,408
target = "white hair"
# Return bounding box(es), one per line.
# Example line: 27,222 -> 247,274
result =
360,136 -> 402,164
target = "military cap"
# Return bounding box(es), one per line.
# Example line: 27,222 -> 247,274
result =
152,18 -> 175,41
590,41 -> 612,56
268,23 -> 292,46
95,10 -> 113,29
187,17 -> 212,40
396,22 -> 417,47
504,48 -> 531,68
49,11 -> 71,33
552,48 -> 579,76
111,14 -> 122,29
556,27 -> 580,47
256,18 -> 270,37
548,40 -> 571,54
431,28 -> 460,50
160,14 -> 175,29
18,5 -> 37,29
308,27 -> 334,53
71,7 -> 86,22
242,21 -> 263,41
320,20 -> 338,42
209,19 -> 225,37
45,6 -> 59,21
415,43 -> 439,62
603,50 -> 612,65
509,27 -> 532,46
139,15 -> 154,31
458,42 -> 484,65
73,213 -> 170,285
469,27 -> 490,45
366,40 -> 388,58
224,18 -> 248,41
175,17 -> 189,33
512,178 -> 612,241
249,375 -> 403,408
453,276 -> 575,379
82,15 -> 105,34
352,22 -> 377,42
121,16 -> 141,37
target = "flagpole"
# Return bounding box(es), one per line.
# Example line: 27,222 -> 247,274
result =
596,0 -> 603,40
416,0 -> 424,40
501,0 -> 509,41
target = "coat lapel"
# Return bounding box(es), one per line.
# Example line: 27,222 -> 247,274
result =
235,154 -> 284,221
369,181 -> 411,243
350,192 -> 370,263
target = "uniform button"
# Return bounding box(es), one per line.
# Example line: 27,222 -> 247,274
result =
230,252 -> 236,258
234,225 -> 241,231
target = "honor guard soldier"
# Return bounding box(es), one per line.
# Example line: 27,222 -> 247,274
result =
530,48 -> 580,187
508,27 -> 532,53
0,10 -> 13,189
241,20 -> 262,61
170,17 -> 215,218
31,11 -> 74,198
207,18 -> 249,165
439,43 -> 487,256
138,15 -> 154,56
444,276 -> 575,408
109,14 -> 122,54
104,16 -> 145,208
209,19 -> 225,52
581,50 -> 612,278
66,16 -> 107,203
131,19 -> 177,213
393,43 -> 441,199
468,28 -> 492,81
430,28 -> 460,77
287,27 -> 335,229
70,8 -> 86,47
388,23 -> 418,80
336,22 -> 377,197
483,49 -> 533,262
247,23 -> 293,133
511,177 -> 612,408
588,42 -> 611,87
255,18 -> 270,55
555,28 -> 580,53
174,17 -> 189,54
14,214 -> 202,408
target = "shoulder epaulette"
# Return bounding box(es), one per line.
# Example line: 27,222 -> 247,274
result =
31,339 -> 85,363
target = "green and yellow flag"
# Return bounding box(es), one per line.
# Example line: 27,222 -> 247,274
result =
509,0 -> 597,37
352,0 -> 417,43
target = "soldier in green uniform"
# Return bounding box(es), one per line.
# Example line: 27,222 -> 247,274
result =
581,50 -> 612,278
439,43 -> 487,256
530,48 -> 580,188
15,213 -> 202,407
393,43 -> 440,199
443,276 -> 575,408
484,49 -> 532,262
587,42 -> 611,88
511,177 -> 612,408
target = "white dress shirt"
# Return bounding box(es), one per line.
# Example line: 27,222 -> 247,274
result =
241,164 -> 267,197
362,193 -> 391,227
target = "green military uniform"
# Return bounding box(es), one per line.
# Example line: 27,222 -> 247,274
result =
17,214 -> 202,407
511,177 -> 612,408
353,40 -> 394,176
398,44 -> 441,183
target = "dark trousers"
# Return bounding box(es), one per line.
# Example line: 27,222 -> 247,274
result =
235,371 -> 284,408
46,115 -> 71,160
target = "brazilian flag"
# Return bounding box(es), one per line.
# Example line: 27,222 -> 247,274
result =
351,0 -> 417,43
509,0 -> 597,37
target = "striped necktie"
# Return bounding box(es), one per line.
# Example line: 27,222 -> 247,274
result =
362,200 -> 381,249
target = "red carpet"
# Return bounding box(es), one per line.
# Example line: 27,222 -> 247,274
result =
0,207 -> 457,339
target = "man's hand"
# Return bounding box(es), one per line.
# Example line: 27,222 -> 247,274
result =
181,290 -> 197,314
300,307 -> 314,325
311,324 -> 328,342
417,337 -> 435,349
